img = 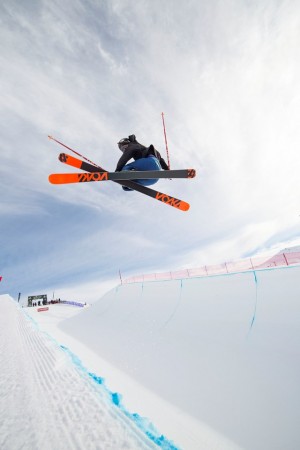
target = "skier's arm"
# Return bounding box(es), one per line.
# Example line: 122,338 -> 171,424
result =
115,148 -> 135,171
159,157 -> 169,170
147,144 -> 169,170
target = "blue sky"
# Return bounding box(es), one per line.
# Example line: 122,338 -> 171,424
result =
1,0 -> 300,302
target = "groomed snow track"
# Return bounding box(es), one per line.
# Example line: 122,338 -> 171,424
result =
0,295 -> 156,450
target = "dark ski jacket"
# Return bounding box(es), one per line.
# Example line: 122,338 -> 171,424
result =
115,141 -> 169,172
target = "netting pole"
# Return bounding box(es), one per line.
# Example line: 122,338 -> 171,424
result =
161,112 -> 171,169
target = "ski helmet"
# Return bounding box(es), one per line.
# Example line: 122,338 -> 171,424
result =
118,138 -> 130,152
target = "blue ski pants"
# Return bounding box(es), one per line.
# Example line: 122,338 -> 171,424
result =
122,156 -> 162,188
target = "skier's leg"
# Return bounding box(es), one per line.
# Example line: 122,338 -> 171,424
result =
122,157 -> 162,186
121,157 -> 162,190
136,156 -> 161,186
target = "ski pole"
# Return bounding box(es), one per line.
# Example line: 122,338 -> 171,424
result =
48,135 -> 99,167
161,112 -> 171,169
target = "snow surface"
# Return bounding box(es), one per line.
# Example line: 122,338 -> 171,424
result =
0,295 -> 158,450
1,263 -> 300,450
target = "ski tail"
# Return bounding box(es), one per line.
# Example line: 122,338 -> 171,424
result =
187,169 -> 196,178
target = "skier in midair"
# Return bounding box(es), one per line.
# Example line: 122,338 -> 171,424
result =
116,134 -> 169,190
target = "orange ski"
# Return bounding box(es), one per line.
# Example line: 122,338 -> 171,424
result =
49,169 -> 195,184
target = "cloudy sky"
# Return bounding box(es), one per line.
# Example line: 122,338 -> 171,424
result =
1,0 -> 300,302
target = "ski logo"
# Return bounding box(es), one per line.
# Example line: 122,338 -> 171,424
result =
155,192 -> 189,211
78,172 -> 108,183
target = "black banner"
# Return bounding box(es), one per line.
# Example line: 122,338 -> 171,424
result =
28,294 -> 47,307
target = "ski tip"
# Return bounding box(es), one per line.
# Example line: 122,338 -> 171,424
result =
48,135 -> 53,140
181,202 -> 190,211
49,174 -> 65,184
48,174 -> 55,184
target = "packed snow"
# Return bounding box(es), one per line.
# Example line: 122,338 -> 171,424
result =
1,262 -> 300,449
0,295 -> 157,450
